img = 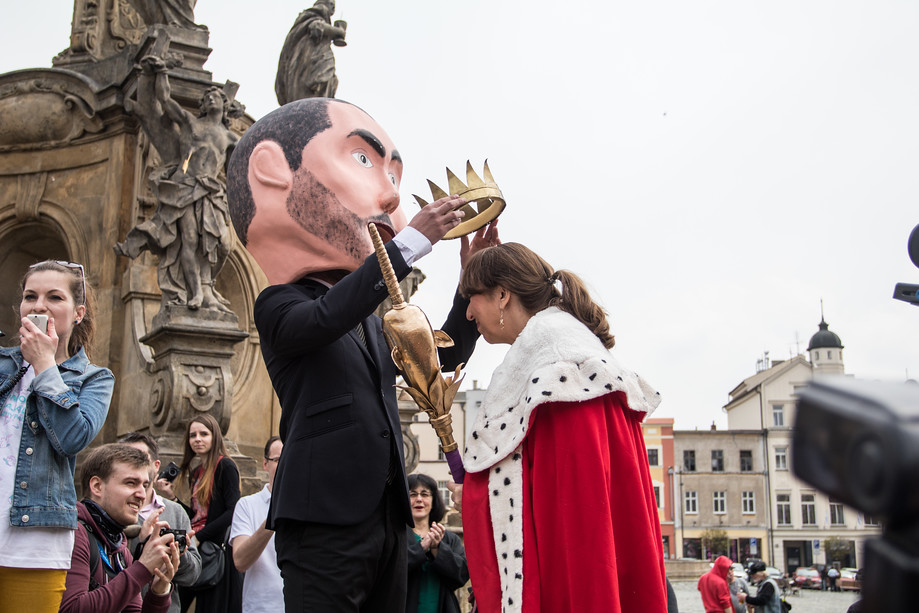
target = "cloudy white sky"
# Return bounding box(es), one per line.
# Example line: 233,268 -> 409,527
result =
3,1 -> 919,429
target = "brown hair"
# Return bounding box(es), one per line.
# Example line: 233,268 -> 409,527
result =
117,431 -> 160,462
460,243 -> 615,349
20,260 -> 96,359
179,413 -> 232,507
80,444 -> 151,493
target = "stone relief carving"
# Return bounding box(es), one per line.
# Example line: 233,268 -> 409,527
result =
0,72 -> 104,152
116,54 -> 245,311
275,0 -> 347,105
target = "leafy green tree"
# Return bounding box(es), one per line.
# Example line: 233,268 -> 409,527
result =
702,528 -> 730,559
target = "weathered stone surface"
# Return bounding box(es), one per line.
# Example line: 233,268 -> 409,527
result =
0,8 -> 279,489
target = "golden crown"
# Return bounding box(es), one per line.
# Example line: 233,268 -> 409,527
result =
413,160 -> 506,239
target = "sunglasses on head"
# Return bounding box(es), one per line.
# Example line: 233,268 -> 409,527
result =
29,260 -> 86,306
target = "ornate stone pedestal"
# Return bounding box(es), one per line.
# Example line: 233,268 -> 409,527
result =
140,306 -> 259,489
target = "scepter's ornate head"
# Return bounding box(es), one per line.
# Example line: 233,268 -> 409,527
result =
413,160 -> 505,240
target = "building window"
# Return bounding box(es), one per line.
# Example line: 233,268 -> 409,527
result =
713,491 -> 726,514
828,350 -> 833,359
437,480 -> 451,507
775,447 -> 788,471
864,514 -> 880,526
711,449 -> 724,472
740,450 -> 753,472
802,493 -> 817,525
648,448 -> 659,466
777,493 -> 792,525
830,497 -> 845,525
437,447 -> 445,461
684,491 -> 698,514
683,450 -> 696,472
742,491 -> 755,514
653,485 -> 662,509
773,404 -> 784,427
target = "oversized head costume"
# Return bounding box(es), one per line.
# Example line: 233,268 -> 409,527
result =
227,98 -> 407,283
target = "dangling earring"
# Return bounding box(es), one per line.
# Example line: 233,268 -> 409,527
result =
499,308 -> 505,328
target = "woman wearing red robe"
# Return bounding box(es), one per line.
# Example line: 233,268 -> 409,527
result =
457,243 -> 667,613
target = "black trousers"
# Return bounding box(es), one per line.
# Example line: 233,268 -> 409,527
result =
275,485 -> 407,613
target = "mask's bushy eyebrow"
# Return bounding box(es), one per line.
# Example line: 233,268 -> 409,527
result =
348,129 -> 386,159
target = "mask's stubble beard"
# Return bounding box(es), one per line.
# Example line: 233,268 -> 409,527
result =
286,167 -> 394,266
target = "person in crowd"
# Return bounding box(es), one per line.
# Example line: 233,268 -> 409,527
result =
698,556 -> 734,613
742,560 -> 783,612
406,473 -> 468,613
0,260 -> 114,611
119,431 -> 202,612
59,443 -> 180,613
230,436 -> 284,613
451,243 -> 667,612
225,97 -> 495,611
157,414 -> 241,613
827,565 -> 840,592
728,566 -> 750,613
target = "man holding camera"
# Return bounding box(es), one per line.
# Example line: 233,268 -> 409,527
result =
119,432 -> 201,613
59,444 -> 181,613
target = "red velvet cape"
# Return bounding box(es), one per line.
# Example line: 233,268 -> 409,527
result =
463,391 -> 667,613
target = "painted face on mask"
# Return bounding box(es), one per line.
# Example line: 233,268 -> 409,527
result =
238,99 -> 407,283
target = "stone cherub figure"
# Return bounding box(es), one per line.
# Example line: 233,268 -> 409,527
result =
275,0 -> 347,105
116,55 -> 244,311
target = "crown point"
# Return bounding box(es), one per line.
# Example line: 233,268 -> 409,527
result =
483,159 -> 496,184
427,179 -> 449,201
446,167 -> 467,196
465,160 -> 486,189
413,194 -> 429,207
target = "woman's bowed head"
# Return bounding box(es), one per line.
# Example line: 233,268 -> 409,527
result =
459,242 -> 614,349
19,260 -> 95,370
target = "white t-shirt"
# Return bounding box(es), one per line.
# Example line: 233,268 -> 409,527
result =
230,484 -> 283,612
0,364 -> 74,569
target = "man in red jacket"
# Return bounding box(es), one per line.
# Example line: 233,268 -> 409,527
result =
698,555 -> 734,613
60,444 -> 181,613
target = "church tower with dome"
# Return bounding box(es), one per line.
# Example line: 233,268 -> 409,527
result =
807,313 -> 845,375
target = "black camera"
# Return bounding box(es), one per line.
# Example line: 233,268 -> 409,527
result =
158,461 -> 180,482
159,527 -> 187,549
794,377 -> 919,611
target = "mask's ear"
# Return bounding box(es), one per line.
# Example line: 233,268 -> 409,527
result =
249,140 -> 292,190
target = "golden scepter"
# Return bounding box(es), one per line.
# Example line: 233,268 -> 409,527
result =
370,160 -> 505,482
368,222 -> 467,481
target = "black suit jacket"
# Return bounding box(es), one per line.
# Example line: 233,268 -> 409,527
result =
254,242 -> 479,527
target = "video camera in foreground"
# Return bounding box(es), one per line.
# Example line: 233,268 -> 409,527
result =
794,377 -> 919,611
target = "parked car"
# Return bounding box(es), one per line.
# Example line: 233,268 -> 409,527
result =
793,567 -> 822,589
839,568 -> 861,591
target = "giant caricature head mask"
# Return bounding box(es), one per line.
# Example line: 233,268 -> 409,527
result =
227,98 -> 407,284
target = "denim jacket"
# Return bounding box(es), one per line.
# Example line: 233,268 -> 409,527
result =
0,345 -> 113,529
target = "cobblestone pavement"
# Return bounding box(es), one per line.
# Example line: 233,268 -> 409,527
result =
671,581 -> 861,613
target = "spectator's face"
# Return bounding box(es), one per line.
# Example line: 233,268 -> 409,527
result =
409,485 -> 434,523
91,462 -> 149,526
188,421 -> 214,457
263,439 -> 283,490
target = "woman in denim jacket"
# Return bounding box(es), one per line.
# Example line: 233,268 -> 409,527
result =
0,260 -> 114,612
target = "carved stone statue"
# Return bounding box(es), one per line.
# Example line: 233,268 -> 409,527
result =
116,55 -> 243,311
275,0 -> 347,105
126,0 -> 199,29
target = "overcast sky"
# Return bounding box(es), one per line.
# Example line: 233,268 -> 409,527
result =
3,1 -> 919,429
